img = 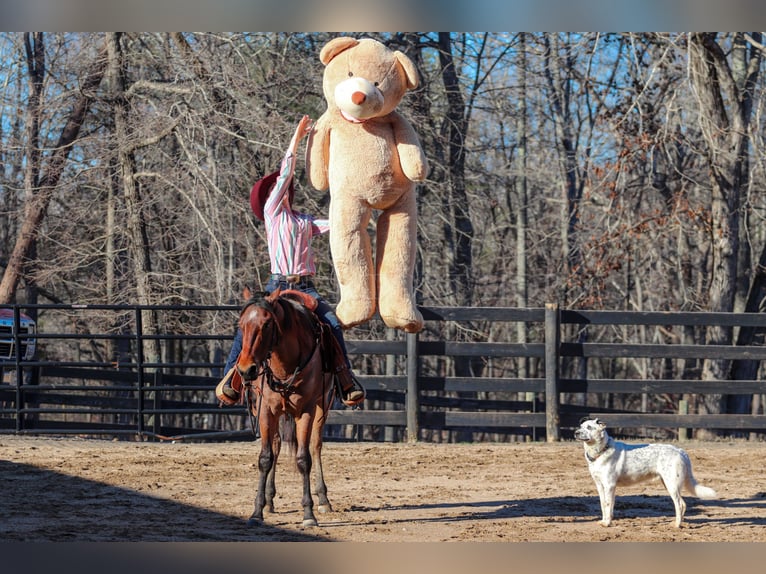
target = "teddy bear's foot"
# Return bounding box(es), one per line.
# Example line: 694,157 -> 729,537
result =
336,299 -> 376,329
380,308 -> 424,333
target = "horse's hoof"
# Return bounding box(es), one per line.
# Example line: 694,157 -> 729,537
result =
316,503 -> 333,514
302,518 -> 318,528
247,516 -> 264,527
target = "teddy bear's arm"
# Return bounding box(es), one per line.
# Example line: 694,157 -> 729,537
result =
391,111 -> 428,182
306,113 -> 331,191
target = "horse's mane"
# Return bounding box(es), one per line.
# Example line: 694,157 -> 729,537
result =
241,290 -> 271,312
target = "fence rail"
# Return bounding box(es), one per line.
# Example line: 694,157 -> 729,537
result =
1,302 -> 765,442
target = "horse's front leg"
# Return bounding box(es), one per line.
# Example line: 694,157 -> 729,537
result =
248,409 -> 278,526
295,412 -> 317,527
310,399 -> 332,514
264,428 -> 281,513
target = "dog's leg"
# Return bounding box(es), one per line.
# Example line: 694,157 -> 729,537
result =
663,479 -> 686,528
674,495 -> 686,528
662,464 -> 688,528
595,478 -> 614,527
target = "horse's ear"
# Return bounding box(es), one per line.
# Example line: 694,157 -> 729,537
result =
270,287 -> 281,299
242,285 -> 253,301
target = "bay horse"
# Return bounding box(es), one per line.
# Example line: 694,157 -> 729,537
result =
235,286 -> 336,527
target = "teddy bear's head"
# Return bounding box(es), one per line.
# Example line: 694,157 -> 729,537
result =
319,37 -> 420,123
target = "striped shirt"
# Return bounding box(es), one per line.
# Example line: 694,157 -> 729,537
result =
263,151 -> 329,276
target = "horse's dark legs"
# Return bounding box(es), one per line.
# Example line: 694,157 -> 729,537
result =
264,431 -> 281,513
248,412 -> 277,526
295,413 -> 317,527
310,402 -> 332,513
310,441 -> 331,513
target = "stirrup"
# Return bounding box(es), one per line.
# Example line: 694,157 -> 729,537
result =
341,374 -> 366,407
215,367 -> 241,405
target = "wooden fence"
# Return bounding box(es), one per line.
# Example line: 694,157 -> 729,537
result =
1,302 -> 765,442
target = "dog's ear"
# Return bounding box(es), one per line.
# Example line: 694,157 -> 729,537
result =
595,418 -> 606,429
579,416 -> 591,424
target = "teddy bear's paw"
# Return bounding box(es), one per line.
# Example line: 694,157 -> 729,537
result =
380,310 -> 424,334
336,300 -> 376,329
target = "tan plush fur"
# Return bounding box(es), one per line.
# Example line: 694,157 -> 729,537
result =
307,37 -> 428,333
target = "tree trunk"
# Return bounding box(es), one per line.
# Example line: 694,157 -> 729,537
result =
543,33 -> 583,300
437,33 -> 478,441
515,33 -> 529,335
689,33 -> 761,435
107,32 -> 161,365
728,237 -> 766,415
20,33 -> 44,319
514,34 -> 532,412
542,33 -> 589,399
437,33 -> 474,309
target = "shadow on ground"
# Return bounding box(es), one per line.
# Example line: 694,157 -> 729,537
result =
0,460 -> 327,542
348,492 -> 766,528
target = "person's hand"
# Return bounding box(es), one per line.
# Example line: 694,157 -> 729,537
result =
297,114 -> 313,139
289,115 -> 313,154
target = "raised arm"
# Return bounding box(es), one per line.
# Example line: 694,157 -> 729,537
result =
289,114 -> 313,155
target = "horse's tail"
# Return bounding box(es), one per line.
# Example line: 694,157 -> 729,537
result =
279,414 -> 298,463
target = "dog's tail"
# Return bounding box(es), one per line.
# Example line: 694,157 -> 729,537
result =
691,483 -> 718,499
682,454 -> 717,499
686,473 -> 718,499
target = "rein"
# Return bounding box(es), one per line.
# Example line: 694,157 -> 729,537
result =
244,376 -> 264,438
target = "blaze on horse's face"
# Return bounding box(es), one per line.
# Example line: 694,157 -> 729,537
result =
236,288 -> 281,381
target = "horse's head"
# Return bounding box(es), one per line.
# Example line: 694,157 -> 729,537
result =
236,286 -> 282,381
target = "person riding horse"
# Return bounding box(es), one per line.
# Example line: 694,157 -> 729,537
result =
216,114 -> 365,408
235,286 -> 338,527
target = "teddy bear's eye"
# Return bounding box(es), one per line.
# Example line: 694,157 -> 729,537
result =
374,82 -> 379,87
348,71 -> 353,77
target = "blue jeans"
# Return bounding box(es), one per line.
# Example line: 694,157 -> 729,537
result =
223,278 -> 350,372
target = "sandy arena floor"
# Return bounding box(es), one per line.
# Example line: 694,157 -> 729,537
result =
0,435 -> 764,542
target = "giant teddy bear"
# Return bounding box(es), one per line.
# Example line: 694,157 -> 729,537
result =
307,37 -> 428,333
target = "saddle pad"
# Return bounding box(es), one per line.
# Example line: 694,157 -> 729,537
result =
280,289 -> 318,311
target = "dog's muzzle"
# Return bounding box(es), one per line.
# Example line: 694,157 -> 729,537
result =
574,428 -> 590,441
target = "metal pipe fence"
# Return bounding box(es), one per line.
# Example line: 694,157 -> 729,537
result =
2,302 -> 765,441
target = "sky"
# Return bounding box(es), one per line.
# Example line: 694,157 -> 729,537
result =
0,0 -> 764,32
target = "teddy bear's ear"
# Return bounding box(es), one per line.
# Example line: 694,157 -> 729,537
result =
320,36 -> 359,65
394,51 -> 420,90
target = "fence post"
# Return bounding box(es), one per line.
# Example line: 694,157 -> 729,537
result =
13,306 -> 23,433
135,307 -> 145,437
678,399 -> 688,442
545,303 -> 560,442
406,331 -> 420,443
153,370 -> 162,437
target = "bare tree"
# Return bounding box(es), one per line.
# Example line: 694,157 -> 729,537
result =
688,33 -> 761,430
107,32 -> 162,363
0,34 -> 108,304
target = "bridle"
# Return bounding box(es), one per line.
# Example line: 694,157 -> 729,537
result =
239,295 -> 323,399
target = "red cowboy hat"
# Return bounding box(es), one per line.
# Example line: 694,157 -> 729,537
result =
249,170 -> 294,221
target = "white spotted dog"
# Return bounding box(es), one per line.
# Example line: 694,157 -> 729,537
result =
574,417 -> 717,528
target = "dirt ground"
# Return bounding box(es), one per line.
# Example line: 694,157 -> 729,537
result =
1,434 -> 765,543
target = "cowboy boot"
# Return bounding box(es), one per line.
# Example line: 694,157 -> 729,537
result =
215,366 -> 243,405
335,365 -> 366,407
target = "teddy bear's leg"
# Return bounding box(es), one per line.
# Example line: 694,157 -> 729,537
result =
330,198 -> 376,328
376,191 -> 423,333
